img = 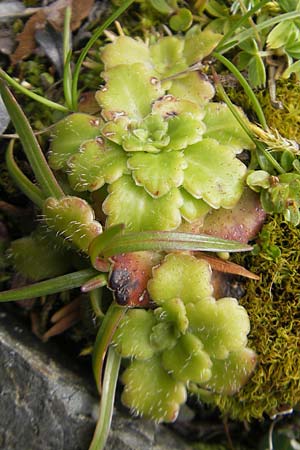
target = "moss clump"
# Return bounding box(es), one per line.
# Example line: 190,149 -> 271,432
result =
209,215 -> 300,420
228,80 -> 300,141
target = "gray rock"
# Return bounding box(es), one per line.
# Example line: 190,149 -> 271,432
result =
0,309 -> 193,450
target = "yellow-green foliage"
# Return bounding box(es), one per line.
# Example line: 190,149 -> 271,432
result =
211,215 -> 300,420
228,81 -> 300,141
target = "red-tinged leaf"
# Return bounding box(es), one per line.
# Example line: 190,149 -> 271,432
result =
108,252 -> 162,307
197,254 -> 259,280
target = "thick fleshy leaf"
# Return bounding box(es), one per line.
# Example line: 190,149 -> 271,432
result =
96,64 -> 164,121
180,188 -> 211,223
154,297 -> 189,334
112,309 -> 156,360
101,36 -> 151,70
67,138 -> 128,192
186,297 -> 250,359
183,138 -> 247,209
169,8 -> 193,32
147,253 -> 213,305
103,176 -> 183,231
43,196 -> 102,252
203,103 -> 254,152
183,27 -> 222,65
49,114 -> 103,170
162,333 -> 212,383
149,35 -> 186,78
128,151 -> 187,197
199,348 -> 257,395
121,355 -> 187,422
150,322 -> 179,352
169,72 -> 215,106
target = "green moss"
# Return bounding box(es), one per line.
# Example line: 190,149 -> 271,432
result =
210,215 -> 300,420
228,81 -> 300,141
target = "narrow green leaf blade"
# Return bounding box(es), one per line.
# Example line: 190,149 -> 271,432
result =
0,269 -> 98,302
98,231 -> 253,257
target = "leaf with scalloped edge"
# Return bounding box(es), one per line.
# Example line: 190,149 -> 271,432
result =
121,355 -> 187,422
183,27 -> 222,65
49,114 -> 103,170
103,176 -> 183,231
43,196 -> 102,253
186,297 -> 250,360
149,35 -> 186,78
180,188 -> 211,223
147,253 -> 213,305
67,138 -> 128,192
101,36 -> 151,70
96,64 -> 164,121
128,151 -> 187,198
169,72 -> 215,106
112,309 -> 156,360
199,347 -> 257,395
183,138 -> 247,209
203,103 -> 255,152
162,333 -> 212,384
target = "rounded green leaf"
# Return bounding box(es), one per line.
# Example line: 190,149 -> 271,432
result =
183,138 -> 247,209
162,333 -> 212,383
148,253 -> 213,305
96,64 -> 164,121
113,309 -> 156,360
199,348 -> 257,395
103,176 -> 183,231
203,103 -> 255,152
183,27 -> 222,65
150,322 -> 179,352
169,8 -> 193,32
121,356 -> 187,422
169,72 -> 215,106
43,196 -> 102,253
101,36 -> 151,70
186,297 -> 250,359
180,188 -> 211,223
67,138 -> 128,192
149,36 -> 186,78
128,151 -> 187,197
49,114 -> 103,170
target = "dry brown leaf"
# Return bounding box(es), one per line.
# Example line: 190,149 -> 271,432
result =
10,0 -> 95,64
10,9 -> 47,64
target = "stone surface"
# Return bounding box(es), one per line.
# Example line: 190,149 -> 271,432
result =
0,309 -> 192,450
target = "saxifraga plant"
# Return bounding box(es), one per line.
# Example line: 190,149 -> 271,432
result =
1,2 -> 300,449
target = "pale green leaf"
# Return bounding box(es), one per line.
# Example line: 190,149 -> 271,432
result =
147,253 -> 213,305
183,138 -> 247,209
183,27 -> 222,65
121,356 -> 186,422
101,36 -> 151,70
203,103 -> 255,152
162,333 -> 212,383
169,72 -> 215,106
180,188 -> 211,223
49,114 -> 103,170
128,151 -> 187,197
67,138 -> 128,192
103,175 -> 183,231
150,36 -> 186,78
96,64 -> 164,121
186,297 -> 250,359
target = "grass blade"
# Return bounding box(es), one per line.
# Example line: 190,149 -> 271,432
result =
0,269 -> 98,302
0,81 -> 64,199
96,230 -> 253,258
6,140 -> 45,208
